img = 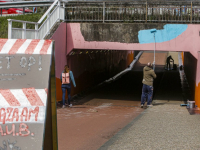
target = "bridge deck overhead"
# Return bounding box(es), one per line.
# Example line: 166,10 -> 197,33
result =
67,23 -> 199,58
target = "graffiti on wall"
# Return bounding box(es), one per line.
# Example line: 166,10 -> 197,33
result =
0,139 -> 21,150
0,39 -> 52,149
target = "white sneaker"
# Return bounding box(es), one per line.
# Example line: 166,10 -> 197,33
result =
140,104 -> 144,108
147,104 -> 153,107
69,104 -> 72,107
62,105 -> 66,108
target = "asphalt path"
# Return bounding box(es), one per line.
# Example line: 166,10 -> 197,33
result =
57,52 -> 183,150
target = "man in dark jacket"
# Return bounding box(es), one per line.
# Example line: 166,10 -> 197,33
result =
141,62 -> 157,108
166,55 -> 174,70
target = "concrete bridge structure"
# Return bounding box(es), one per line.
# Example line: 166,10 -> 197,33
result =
51,22 -> 200,106
2,0 -> 200,149
4,0 -> 200,106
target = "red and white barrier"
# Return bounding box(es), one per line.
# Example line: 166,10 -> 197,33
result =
0,39 -> 52,54
0,39 -> 53,149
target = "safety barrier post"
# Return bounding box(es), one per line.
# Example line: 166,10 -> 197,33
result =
63,2 -> 65,20
22,22 -> 26,39
146,1 -> 148,23
58,0 -> 60,19
47,12 -> 50,34
7,19 -> 12,39
103,2 -> 105,23
35,24 -> 38,39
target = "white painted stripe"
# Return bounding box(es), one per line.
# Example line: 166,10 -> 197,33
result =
0,93 -> 10,107
47,42 -> 52,54
33,40 -> 45,54
16,39 -> 32,54
35,89 -> 47,106
10,89 -> 31,107
0,39 -> 17,54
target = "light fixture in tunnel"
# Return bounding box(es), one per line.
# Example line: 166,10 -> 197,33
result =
69,51 -> 74,56
79,52 -> 82,54
86,51 -> 88,54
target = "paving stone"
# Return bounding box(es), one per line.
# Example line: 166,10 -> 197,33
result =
102,104 -> 200,150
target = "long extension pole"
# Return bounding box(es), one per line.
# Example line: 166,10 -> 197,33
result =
153,33 -> 155,70
150,29 -> 156,70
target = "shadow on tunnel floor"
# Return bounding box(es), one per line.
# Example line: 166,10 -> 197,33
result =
153,70 -> 183,101
73,68 -> 184,107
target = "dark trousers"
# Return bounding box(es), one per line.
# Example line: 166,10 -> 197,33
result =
167,61 -> 171,69
141,84 -> 153,105
61,84 -> 71,105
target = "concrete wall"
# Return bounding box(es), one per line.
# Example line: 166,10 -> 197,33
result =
184,52 -> 197,101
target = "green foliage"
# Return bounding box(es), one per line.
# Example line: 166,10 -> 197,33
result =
0,13 -> 43,38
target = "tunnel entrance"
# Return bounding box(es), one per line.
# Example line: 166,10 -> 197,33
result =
66,50 -> 190,107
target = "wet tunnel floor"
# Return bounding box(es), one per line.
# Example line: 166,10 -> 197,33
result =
57,52 -> 184,150
74,69 -> 183,107
74,51 -> 183,106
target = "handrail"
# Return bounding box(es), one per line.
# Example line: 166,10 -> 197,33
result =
7,0 -> 59,25
7,0 -> 64,39
0,1 -> 54,9
38,0 -> 59,24
7,19 -> 38,25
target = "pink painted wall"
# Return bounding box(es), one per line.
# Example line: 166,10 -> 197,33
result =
50,23 -> 67,100
51,22 -> 67,78
67,23 -> 200,59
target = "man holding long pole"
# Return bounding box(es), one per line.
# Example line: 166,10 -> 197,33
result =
141,62 -> 157,108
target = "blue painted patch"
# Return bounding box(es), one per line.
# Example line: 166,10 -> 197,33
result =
138,24 -> 188,44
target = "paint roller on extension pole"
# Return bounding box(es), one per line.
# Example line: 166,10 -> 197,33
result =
150,29 -> 157,70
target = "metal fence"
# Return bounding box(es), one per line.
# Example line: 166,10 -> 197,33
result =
65,1 -> 200,23
8,0 -> 200,39
8,0 -> 65,39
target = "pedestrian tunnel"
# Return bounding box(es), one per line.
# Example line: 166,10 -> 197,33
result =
56,49 -> 195,108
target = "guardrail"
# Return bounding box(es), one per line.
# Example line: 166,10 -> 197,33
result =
65,1 -> 200,23
7,0 -> 65,39
0,1 -> 54,8
7,0 -> 200,39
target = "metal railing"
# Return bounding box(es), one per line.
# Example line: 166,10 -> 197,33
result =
8,0 -> 65,39
65,1 -> 200,23
0,1 -> 54,9
7,0 -> 200,39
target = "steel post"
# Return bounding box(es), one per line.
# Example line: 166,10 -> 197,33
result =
7,19 -> 12,39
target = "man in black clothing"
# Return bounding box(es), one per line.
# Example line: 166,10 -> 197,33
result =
166,55 -> 174,70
